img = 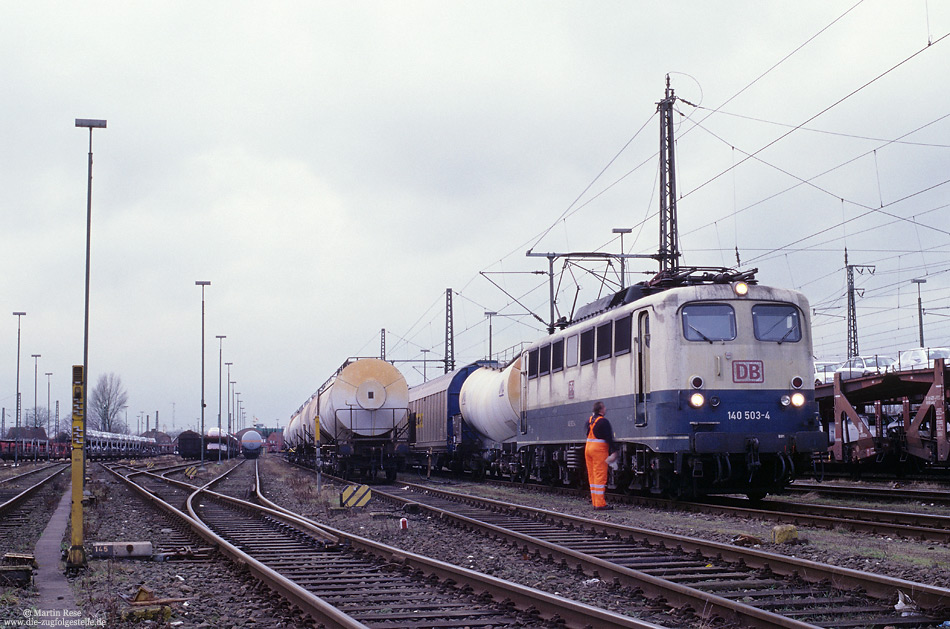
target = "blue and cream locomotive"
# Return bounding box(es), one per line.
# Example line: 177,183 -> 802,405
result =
502,268 -> 826,498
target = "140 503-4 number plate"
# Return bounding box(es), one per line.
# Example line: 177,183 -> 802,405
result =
727,410 -> 771,420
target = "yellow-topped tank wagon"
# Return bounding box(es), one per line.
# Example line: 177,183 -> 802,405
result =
488,268 -> 827,499
288,357 -> 410,481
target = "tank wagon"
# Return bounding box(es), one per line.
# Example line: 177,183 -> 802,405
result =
289,357 -> 410,481
471,269 -> 826,499
240,429 -> 264,459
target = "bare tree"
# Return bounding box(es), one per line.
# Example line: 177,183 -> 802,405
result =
89,373 -> 129,433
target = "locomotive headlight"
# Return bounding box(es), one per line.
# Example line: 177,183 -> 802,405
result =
790,392 -> 805,407
689,392 -> 705,408
733,281 -> 749,296
780,395 -> 791,407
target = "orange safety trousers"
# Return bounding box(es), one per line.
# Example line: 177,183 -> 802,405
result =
586,415 -> 608,508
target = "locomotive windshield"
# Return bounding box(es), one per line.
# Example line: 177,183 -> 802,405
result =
682,304 -> 736,342
752,304 -> 802,343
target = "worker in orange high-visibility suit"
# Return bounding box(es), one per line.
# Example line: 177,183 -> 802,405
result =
585,401 -> 616,510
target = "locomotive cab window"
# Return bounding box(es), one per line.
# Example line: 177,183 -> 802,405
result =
682,304 -> 736,342
752,304 -> 802,343
580,329 -> 595,365
527,348 -> 540,379
614,314 -> 632,355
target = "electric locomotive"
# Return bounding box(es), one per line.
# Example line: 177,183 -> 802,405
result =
463,268 -> 827,499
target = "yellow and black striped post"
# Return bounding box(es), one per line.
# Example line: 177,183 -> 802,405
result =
340,484 -> 372,508
66,365 -> 86,570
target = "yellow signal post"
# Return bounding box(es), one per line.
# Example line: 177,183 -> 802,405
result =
66,365 -> 86,570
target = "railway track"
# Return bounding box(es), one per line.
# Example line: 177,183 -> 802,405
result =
107,458 -> 658,628
0,463 -> 69,519
471,474 -> 950,544
694,494 -> 950,543
787,482 -> 950,505
359,478 -> 950,628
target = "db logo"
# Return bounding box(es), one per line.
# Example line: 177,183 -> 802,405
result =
733,360 -> 764,383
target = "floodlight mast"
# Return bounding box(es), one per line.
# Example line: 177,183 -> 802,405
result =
70,117 -> 106,570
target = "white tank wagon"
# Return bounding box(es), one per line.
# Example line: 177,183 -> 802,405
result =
241,429 -> 264,459
458,358 -> 522,445
285,396 -> 319,465
296,358 -> 410,481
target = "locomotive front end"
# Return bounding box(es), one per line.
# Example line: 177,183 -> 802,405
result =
664,281 -> 827,496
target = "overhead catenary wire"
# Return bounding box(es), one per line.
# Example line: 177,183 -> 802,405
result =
387,7 -> 950,376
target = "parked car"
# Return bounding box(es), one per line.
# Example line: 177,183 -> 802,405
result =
835,355 -> 896,380
896,347 -> 950,371
814,361 -> 840,385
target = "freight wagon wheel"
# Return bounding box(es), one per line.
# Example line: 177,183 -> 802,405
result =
745,490 -> 767,502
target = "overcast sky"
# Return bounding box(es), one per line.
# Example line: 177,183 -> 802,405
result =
2,1 -> 949,435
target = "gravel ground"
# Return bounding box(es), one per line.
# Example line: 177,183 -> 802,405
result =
58,458 -> 305,629
432,479 -> 950,589
257,456 -> 950,627
7,455 -> 948,629
258,458 -> 703,628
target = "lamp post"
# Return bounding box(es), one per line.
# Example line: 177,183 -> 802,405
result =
225,363 -> 233,456
12,312 -> 25,466
215,335 -> 226,462
76,118 -> 105,394
912,278 -> 927,347
71,118 -> 105,570
45,372 -> 52,437
32,355 -> 40,430
196,280 -> 211,467
484,311 -> 496,361
613,227 -> 632,289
